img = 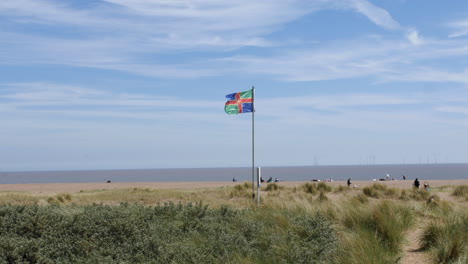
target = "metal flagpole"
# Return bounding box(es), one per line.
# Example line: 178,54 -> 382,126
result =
252,86 -> 255,200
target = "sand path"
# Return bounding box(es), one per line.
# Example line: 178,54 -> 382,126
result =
400,223 -> 430,264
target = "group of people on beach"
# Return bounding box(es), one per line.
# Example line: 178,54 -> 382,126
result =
413,178 -> 430,190
232,177 -> 280,183
233,174 -> 431,191
259,176 -> 279,183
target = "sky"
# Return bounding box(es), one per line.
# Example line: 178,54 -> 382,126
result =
1,0 -> 468,171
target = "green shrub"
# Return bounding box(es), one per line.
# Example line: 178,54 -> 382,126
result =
0,203 -> 338,264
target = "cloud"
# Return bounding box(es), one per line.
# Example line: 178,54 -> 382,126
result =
222,33 -> 468,84
3,81 -> 464,128
3,0 -> 465,86
344,0 -> 400,30
0,0 -> 403,71
448,19 -> 468,38
436,106 -> 468,115
406,28 -> 423,45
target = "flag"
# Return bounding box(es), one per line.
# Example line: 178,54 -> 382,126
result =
224,89 -> 254,114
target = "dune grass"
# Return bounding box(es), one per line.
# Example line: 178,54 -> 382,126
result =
419,212 -> 468,264
0,182 -> 466,263
452,185 -> 468,201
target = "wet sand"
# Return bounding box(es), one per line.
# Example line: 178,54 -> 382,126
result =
0,179 -> 466,194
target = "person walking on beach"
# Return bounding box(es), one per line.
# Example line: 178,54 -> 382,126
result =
414,178 -> 420,189
347,178 -> 351,188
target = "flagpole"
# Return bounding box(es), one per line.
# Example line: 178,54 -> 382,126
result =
252,86 -> 255,201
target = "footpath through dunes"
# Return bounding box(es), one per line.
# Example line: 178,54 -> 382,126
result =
400,223 -> 430,264
0,179 -> 467,194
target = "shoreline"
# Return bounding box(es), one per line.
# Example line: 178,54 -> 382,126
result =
0,179 -> 467,194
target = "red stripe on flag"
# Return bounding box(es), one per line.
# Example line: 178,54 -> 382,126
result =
225,92 -> 252,113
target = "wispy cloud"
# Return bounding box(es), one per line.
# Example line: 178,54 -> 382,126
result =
448,18 -> 468,38
0,0 -> 406,78
2,82 -> 466,127
223,34 -> 468,83
344,0 -> 400,30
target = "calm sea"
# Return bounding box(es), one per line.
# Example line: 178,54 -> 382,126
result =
1,163 -> 467,184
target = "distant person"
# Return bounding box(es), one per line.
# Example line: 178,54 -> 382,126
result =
386,174 -> 390,181
424,182 -> 430,191
267,177 -> 273,183
275,177 -> 279,182
260,176 -> 265,183
402,175 -> 406,180
347,178 -> 351,188
232,178 -> 237,182
414,178 -> 420,189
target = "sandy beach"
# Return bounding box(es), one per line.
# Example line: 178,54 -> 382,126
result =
0,179 -> 467,194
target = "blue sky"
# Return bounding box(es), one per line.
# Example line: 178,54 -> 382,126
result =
1,0 -> 468,171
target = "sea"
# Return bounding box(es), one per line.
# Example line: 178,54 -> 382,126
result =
1,163 -> 467,184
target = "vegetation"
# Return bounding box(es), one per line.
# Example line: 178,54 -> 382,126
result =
0,203 -> 337,263
0,182 -> 466,263
419,213 -> 468,264
452,185 -> 468,201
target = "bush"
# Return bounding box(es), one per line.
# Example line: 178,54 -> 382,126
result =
0,203 -> 338,264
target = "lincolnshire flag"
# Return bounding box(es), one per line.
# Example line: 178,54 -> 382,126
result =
224,89 -> 254,114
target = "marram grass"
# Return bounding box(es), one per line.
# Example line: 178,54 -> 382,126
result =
0,182 -> 466,263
